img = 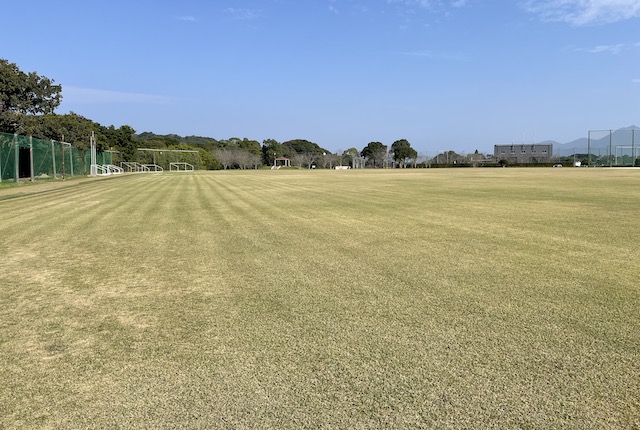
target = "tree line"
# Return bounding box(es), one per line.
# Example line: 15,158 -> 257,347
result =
2,58 -> 491,170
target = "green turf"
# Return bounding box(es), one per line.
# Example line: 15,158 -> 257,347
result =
1,169 -> 638,428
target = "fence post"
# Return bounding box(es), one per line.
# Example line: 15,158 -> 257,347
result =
51,140 -> 57,179
609,130 -> 612,168
29,136 -> 34,181
14,134 -> 19,183
90,131 -> 97,176
587,131 -> 591,167
633,129 -> 637,167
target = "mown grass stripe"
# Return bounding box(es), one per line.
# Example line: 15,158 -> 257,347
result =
1,169 -> 638,429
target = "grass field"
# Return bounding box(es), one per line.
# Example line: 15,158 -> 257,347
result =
1,169 -> 638,429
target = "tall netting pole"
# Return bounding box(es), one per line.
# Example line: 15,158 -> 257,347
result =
633,129 -> 637,167
69,144 -> 74,176
588,130 -> 591,167
14,134 -> 19,183
29,136 -> 34,181
51,140 -> 57,179
90,131 -> 97,176
61,140 -> 65,180
609,130 -> 612,168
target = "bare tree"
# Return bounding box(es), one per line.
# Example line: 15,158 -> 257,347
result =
321,152 -> 338,169
214,148 -> 235,170
238,151 -> 261,169
247,153 -> 261,169
306,152 -> 318,169
235,149 -> 251,170
291,152 -> 307,168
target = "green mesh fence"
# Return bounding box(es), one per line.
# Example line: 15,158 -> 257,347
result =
0,132 -> 115,182
587,129 -> 640,167
0,133 -> 17,181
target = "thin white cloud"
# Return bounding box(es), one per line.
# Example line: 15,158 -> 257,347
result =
587,43 -> 625,54
388,0 -> 432,7
175,16 -> 197,22
225,8 -> 261,20
62,86 -> 174,105
387,0 -> 470,10
524,0 -> 640,25
401,50 -> 471,60
403,50 -> 435,57
576,41 -> 638,54
633,78 -> 640,83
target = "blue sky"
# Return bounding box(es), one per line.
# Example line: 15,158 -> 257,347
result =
3,0 -> 639,154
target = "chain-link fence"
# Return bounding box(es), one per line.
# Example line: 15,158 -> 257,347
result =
585,129 -> 640,167
0,132 -> 116,182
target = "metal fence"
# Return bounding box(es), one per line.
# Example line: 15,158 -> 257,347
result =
0,132 -> 114,183
586,129 -> 639,167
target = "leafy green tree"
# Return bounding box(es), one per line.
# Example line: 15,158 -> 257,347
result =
341,147 -> 357,167
238,138 -> 261,157
361,141 -> 387,168
182,135 -> 219,152
219,137 -> 241,149
102,125 -> 137,160
262,138 -> 284,165
391,139 -> 417,168
21,113 -> 136,155
21,112 -> 105,149
282,139 -> 329,157
0,59 -> 62,133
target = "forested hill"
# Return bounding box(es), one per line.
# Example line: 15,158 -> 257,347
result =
135,133 -> 331,157
135,132 -> 220,151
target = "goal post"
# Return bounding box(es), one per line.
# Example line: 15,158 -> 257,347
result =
169,162 -> 194,172
137,148 -> 200,171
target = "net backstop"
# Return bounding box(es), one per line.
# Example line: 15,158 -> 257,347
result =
0,132 -> 115,183
587,129 -> 639,167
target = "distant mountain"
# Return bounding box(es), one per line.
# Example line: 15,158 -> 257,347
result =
552,126 -> 639,156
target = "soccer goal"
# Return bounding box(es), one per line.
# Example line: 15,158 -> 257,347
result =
137,148 -> 200,171
120,161 -> 146,173
141,164 -> 164,172
170,162 -> 194,172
